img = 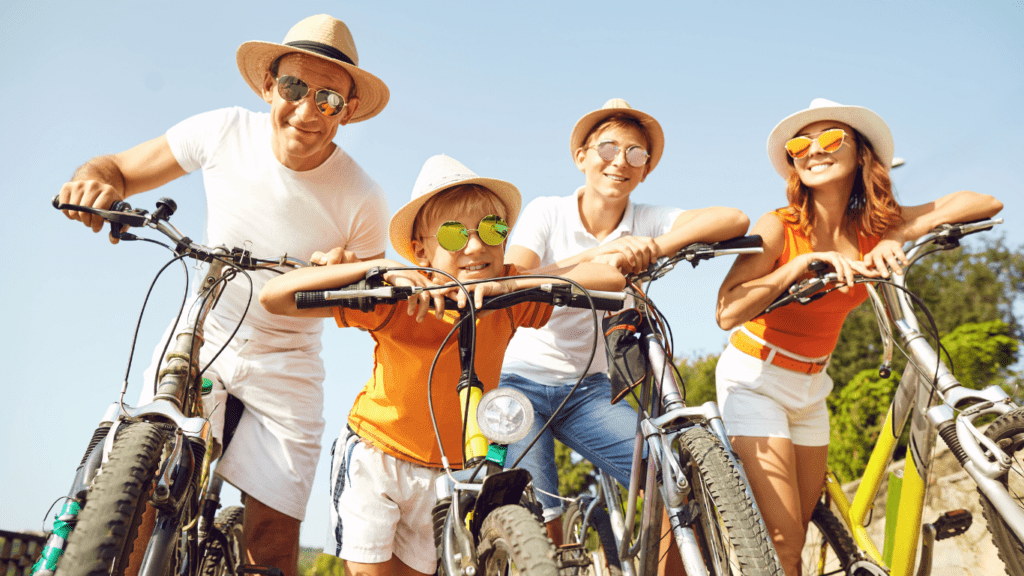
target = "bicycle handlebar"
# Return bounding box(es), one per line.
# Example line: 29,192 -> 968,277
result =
295,280 -> 626,313
52,196 -> 308,270
630,235 -> 764,283
760,218 -> 1004,315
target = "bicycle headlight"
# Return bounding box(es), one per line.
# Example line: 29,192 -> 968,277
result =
476,388 -> 534,445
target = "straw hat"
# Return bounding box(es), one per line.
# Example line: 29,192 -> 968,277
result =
389,155 -> 521,264
569,98 -> 665,175
236,14 -> 390,123
767,98 -> 894,180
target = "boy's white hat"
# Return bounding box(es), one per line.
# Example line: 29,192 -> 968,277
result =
766,98 -> 894,179
389,155 -> 521,264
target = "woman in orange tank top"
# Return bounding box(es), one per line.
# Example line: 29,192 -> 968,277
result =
714,98 -> 1003,576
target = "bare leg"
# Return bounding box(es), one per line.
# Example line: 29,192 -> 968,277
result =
344,556 -> 431,576
657,507 -> 686,576
730,436 -> 827,576
244,494 -> 301,576
546,516 -> 564,546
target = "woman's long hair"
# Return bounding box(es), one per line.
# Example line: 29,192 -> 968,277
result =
780,130 -> 902,238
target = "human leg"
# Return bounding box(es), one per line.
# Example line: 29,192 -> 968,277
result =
243,495 -> 301,576
499,373 -> 563,523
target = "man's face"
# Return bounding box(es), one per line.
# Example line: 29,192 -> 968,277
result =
575,123 -> 649,202
261,53 -> 359,171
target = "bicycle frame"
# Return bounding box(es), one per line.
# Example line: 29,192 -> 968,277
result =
819,229 -> 1021,576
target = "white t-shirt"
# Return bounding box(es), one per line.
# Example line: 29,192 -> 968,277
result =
501,188 -> 682,385
166,107 -> 388,347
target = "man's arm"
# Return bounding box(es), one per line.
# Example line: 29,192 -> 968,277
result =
58,135 -> 187,239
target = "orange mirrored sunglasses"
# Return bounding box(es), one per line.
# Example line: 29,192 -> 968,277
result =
784,129 -> 847,159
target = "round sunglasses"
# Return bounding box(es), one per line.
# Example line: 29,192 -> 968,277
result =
785,128 -> 848,159
430,215 -> 509,252
276,75 -> 347,117
589,141 -> 650,168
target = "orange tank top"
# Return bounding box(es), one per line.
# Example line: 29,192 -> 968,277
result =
743,210 -> 880,358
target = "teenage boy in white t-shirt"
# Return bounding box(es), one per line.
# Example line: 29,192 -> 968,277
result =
55,15 -> 388,576
499,99 -> 750,570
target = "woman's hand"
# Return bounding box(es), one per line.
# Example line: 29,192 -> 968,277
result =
801,251 -> 879,293
862,234 -> 909,277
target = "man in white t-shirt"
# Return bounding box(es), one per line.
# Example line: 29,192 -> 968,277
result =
56,15 -> 389,576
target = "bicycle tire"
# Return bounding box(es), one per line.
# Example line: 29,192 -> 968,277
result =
677,426 -> 784,576
980,406 -> 1024,575
199,506 -> 245,576
55,422 -> 167,576
801,500 -> 857,576
478,505 -> 558,576
562,498 -> 622,576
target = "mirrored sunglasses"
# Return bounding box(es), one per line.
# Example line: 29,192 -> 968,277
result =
276,75 -> 347,117
434,215 -> 509,252
591,141 -> 650,168
785,129 -> 847,159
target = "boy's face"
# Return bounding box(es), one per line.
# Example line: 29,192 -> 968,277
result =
412,204 -> 507,283
575,123 -> 648,202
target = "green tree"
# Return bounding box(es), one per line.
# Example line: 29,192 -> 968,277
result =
940,320 -> 1021,392
827,368 -> 898,482
676,353 -> 720,407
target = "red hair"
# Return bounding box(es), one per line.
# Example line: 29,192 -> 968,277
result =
780,130 -> 903,238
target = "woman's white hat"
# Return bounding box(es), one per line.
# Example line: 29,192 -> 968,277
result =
569,98 -> 665,175
236,14 -> 390,123
766,98 -> 894,179
389,155 -> 521,264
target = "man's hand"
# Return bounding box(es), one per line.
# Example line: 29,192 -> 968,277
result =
58,177 -> 127,243
310,247 -> 360,266
590,236 -> 660,275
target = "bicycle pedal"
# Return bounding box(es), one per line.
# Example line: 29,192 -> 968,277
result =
555,544 -> 591,569
931,508 -> 972,541
237,565 -> 284,576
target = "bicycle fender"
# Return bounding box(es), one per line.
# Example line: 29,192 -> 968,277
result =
469,468 -> 532,536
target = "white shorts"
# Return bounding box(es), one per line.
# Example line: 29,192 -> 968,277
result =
325,429 -> 439,574
139,314 -> 326,520
715,342 -> 833,446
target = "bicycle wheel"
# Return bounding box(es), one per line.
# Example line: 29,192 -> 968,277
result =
56,422 -> 167,576
980,406 -> 1024,575
199,506 -> 245,576
677,426 -> 784,576
478,505 -> 558,576
562,498 -> 622,576
801,501 -> 857,576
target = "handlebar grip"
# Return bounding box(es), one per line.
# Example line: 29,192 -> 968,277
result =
295,291 -> 336,310
712,235 -> 763,251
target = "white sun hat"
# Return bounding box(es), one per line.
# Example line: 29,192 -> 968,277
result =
236,14 -> 390,122
388,155 -> 521,264
569,98 -> 665,176
766,98 -> 894,180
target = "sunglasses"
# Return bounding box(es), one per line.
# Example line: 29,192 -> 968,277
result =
784,129 -> 847,159
431,215 -> 509,252
590,141 -> 650,168
276,75 -> 347,117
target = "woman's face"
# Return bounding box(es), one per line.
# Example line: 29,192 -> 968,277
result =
790,120 -> 860,190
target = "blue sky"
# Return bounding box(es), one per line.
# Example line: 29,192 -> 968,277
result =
2,0 -> 1021,548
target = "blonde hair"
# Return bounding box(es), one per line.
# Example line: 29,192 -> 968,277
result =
413,184 -> 509,240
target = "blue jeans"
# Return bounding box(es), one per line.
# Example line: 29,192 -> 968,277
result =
498,372 -> 640,521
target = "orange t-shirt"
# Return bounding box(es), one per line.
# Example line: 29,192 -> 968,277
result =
334,265 -> 553,467
743,210 -> 880,358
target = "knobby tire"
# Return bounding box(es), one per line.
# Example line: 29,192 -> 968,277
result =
801,501 -> 857,576
677,426 -> 784,576
478,505 -> 558,576
562,498 -> 623,576
55,422 -> 166,576
199,506 -> 245,576
980,406 -> 1024,576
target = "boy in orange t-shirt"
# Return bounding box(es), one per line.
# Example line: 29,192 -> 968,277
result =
260,154 -> 624,576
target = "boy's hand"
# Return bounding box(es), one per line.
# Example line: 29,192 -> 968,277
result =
591,236 -> 660,275
384,270 -> 447,322
462,278 -> 516,311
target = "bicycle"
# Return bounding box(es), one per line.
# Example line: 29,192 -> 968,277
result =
293,274 -> 628,576
561,236 -> 785,576
757,218 -> 1024,576
36,196 -> 306,576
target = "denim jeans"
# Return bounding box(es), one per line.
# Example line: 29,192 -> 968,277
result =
498,372 -> 640,521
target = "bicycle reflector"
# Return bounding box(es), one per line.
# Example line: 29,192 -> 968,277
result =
477,388 -> 534,445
